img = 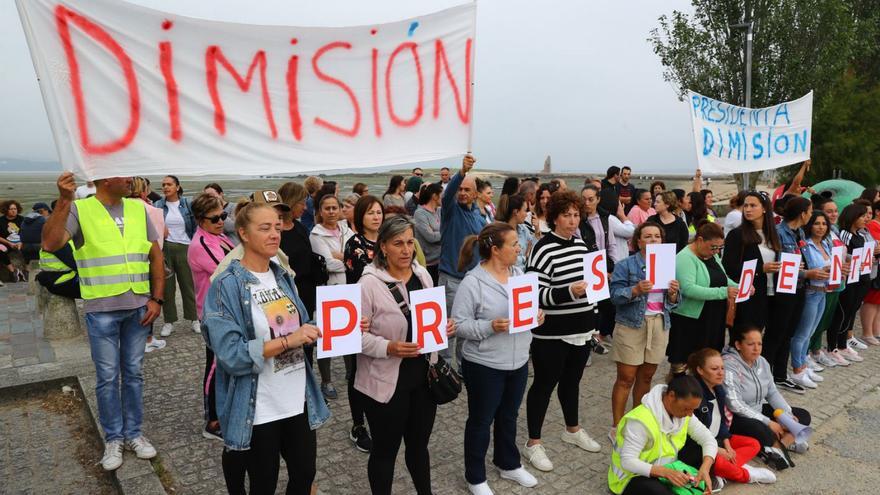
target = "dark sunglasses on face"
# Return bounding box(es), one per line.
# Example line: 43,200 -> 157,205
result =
709,244 -> 724,252
206,212 -> 229,223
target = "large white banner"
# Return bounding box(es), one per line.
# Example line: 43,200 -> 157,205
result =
688,90 -> 812,174
16,0 -> 476,180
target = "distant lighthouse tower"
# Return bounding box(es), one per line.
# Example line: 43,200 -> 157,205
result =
542,155 -> 551,175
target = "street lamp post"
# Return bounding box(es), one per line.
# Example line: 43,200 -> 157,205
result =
731,14 -> 754,190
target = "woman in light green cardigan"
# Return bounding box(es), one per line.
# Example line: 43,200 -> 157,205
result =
667,222 -> 738,374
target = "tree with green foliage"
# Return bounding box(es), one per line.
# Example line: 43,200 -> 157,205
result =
650,0 -> 880,188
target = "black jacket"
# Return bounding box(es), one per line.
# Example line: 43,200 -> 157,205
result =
579,208 -> 615,273
694,379 -> 732,442
722,226 -> 769,329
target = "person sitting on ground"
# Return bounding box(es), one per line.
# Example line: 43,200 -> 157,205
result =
608,375 -> 718,495
685,348 -> 776,486
723,326 -> 811,471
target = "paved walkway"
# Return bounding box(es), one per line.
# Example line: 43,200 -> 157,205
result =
3,280 -> 880,494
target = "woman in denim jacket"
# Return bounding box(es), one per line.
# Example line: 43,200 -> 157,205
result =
769,197 -> 827,392
789,211 -> 832,389
609,221 -> 679,431
203,202 -> 330,495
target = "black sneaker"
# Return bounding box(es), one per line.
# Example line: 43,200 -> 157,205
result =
759,447 -> 794,470
350,425 -> 372,453
203,421 -> 223,441
775,379 -> 805,395
322,382 -> 338,400
590,337 -> 609,355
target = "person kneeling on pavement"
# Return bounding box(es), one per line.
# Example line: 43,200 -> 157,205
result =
723,326 -> 812,471
684,348 -> 776,488
608,375 -> 717,495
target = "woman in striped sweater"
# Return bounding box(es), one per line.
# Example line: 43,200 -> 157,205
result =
523,190 -> 602,473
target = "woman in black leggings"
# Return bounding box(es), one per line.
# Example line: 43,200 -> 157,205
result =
830,203 -> 872,362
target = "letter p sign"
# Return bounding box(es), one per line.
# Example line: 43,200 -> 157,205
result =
316,284 -> 362,358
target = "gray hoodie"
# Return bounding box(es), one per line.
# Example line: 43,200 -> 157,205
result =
451,264 -> 532,371
721,346 -> 791,425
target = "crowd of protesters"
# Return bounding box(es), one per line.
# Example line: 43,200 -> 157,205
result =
11,155 -> 879,495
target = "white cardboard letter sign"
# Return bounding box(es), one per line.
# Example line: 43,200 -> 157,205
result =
849,248 -> 864,283
736,259 -> 758,303
583,250 -> 611,304
409,286 -> 448,354
829,245 -> 845,287
645,244 -> 676,290
775,253 -> 801,294
507,273 -> 539,334
316,284 -> 361,358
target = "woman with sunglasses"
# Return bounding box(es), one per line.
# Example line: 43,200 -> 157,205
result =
668,222 -> 738,376
189,193 -> 236,441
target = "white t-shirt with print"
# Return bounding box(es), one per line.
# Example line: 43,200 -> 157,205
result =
164,200 -> 190,244
249,269 -> 306,425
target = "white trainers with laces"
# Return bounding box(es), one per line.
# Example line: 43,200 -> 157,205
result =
101,440 -> 124,471
829,349 -> 851,366
125,436 -> 157,459
499,466 -> 538,487
467,481 -> 494,495
806,367 -> 824,382
815,350 -> 838,368
805,355 -> 824,372
561,428 -> 602,453
522,443 -> 553,472
192,320 -> 201,334
841,347 -> 864,362
160,323 -> 173,337
743,463 -> 777,484
848,337 -> 868,350
790,371 -> 817,389
145,338 -> 166,353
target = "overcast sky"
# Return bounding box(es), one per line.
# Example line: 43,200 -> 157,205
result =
0,0 -> 698,174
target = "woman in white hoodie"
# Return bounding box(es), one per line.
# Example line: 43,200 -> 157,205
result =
309,192 -> 354,399
608,375 -> 717,495
452,222 -> 545,495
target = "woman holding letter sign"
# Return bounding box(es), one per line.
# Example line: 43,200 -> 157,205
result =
829,204 -> 871,363
608,222 -> 679,432
356,216 -> 455,495
668,223 -> 738,375
452,222 -> 545,495
722,192 -> 779,334
523,190 -> 602,473
788,211 -> 832,388
203,202 -> 329,495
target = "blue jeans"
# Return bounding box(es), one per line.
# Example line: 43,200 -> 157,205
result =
790,289 -> 826,369
462,359 -> 528,484
85,306 -> 151,442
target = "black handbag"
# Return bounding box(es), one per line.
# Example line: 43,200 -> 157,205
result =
385,281 -> 461,405
311,252 -> 330,286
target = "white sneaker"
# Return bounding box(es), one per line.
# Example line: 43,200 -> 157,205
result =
848,337 -> 868,350
192,321 -> 201,334
522,443 -> 553,472
805,355 -> 824,372
815,350 -> 838,368
467,481 -> 494,495
561,428 -> 602,453
160,323 -> 173,337
743,464 -> 777,484
790,371 -> 817,389
806,368 -> 824,382
125,436 -> 157,459
145,338 -> 166,353
840,347 -> 864,362
829,349 -> 851,366
499,466 -> 538,488
101,440 -> 124,471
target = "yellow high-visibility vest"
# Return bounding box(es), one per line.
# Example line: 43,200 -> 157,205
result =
72,197 -> 151,300
608,404 -> 690,494
39,243 -> 76,285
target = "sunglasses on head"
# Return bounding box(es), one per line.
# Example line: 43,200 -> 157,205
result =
206,212 -> 229,223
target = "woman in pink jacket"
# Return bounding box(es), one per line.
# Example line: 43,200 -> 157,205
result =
188,193 -> 235,441
356,216 -> 455,495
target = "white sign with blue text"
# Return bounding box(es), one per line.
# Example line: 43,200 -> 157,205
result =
688,91 -> 813,174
